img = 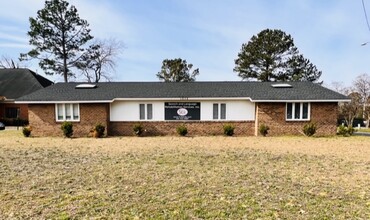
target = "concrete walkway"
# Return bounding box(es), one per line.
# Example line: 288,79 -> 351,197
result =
4,126 -> 22,130
353,132 -> 370,136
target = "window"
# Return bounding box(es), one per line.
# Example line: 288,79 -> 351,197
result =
220,104 -> 226,119
147,104 -> 153,120
5,107 -> 20,118
139,104 -> 145,120
286,103 -> 310,121
56,104 -> 80,122
139,104 -> 153,120
213,104 -> 218,119
213,103 -> 226,120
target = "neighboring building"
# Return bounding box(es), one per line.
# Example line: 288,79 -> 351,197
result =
0,69 -> 53,124
16,81 -> 350,137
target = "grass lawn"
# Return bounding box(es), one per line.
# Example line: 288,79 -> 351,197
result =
357,128 -> 370,133
0,130 -> 369,219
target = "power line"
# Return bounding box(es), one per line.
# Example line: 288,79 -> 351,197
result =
362,0 -> 370,32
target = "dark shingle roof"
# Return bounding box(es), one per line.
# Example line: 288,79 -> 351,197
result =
0,68 -> 53,99
16,81 -> 349,103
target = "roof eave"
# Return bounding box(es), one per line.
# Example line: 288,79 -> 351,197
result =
15,100 -> 113,104
112,97 -> 254,101
252,99 -> 351,103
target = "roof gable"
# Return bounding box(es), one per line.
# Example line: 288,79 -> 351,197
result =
0,68 -> 53,99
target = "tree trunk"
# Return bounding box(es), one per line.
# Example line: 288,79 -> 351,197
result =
62,29 -> 68,83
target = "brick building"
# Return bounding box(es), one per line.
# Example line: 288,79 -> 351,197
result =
0,69 -> 53,125
16,81 -> 350,137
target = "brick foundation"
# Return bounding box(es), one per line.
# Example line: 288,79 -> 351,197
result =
257,102 -> 338,136
109,121 -> 255,136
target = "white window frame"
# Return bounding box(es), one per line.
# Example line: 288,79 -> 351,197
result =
213,103 -> 226,120
286,102 -> 310,121
55,103 -> 80,122
139,103 -> 153,120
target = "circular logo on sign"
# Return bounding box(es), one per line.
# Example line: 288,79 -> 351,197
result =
177,108 -> 188,116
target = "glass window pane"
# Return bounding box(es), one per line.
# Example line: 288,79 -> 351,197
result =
57,104 -> 64,120
213,104 -> 218,119
221,104 -> 226,119
5,108 -> 19,118
147,104 -> 153,120
302,103 -> 309,119
286,103 -> 293,119
139,104 -> 145,120
294,103 -> 301,119
65,104 -> 71,120
73,104 -> 79,120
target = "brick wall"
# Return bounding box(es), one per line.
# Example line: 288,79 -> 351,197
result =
109,121 -> 255,136
28,103 -> 109,137
28,102 -> 338,137
257,102 -> 338,136
0,103 -> 28,120
0,104 -> 3,119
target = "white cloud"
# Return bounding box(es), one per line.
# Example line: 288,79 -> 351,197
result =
0,43 -> 30,49
0,32 -> 28,43
69,0 -> 136,41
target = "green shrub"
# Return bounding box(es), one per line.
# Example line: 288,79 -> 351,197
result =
133,123 -> 144,136
61,121 -> 73,138
94,123 -> 105,138
22,127 -> 31,137
223,124 -> 235,136
348,126 -> 355,135
259,124 -> 269,137
303,123 -> 317,137
177,124 -> 188,136
337,125 -> 354,137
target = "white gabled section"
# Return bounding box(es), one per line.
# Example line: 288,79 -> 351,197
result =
111,101 -> 164,121
110,100 -> 255,121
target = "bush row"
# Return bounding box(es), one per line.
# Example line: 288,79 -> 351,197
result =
132,123 -> 236,137
21,122 -> 358,138
22,122 -> 106,138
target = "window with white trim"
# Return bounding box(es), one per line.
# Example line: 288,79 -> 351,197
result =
286,102 -> 310,121
213,103 -> 226,120
56,104 -> 80,121
139,104 -> 153,120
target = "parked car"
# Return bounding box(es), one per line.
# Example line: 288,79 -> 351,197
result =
0,122 -> 5,130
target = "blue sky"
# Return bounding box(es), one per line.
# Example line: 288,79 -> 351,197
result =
0,0 -> 369,86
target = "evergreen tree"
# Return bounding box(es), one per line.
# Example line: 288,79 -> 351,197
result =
234,29 -> 321,83
20,0 -> 93,82
157,58 -> 199,82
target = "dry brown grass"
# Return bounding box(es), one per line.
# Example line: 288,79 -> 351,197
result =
0,130 -> 369,219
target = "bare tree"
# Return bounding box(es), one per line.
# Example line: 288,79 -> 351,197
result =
340,92 -> 362,127
330,81 -> 347,94
78,39 -> 124,83
353,74 -> 370,127
330,82 -> 361,127
0,56 -> 23,69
